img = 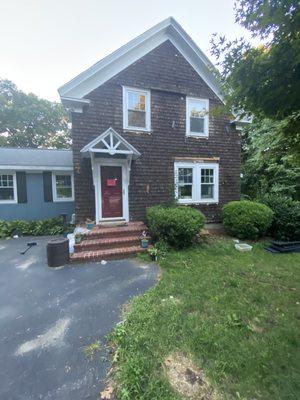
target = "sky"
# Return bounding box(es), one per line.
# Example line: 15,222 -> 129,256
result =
0,0 -> 253,102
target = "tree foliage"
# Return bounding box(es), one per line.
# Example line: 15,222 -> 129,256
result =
241,114 -> 300,200
211,0 -> 300,119
211,1 -> 300,201
0,79 -> 71,148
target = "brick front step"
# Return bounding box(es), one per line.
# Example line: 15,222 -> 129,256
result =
74,235 -> 146,252
70,245 -> 149,262
84,221 -> 147,239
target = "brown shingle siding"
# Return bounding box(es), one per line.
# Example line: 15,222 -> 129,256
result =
72,40 -> 240,223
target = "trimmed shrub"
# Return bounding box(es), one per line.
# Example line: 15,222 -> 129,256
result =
222,200 -> 273,239
261,194 -> 300,241
0,217 -> 65,238
147,206 -> 205,248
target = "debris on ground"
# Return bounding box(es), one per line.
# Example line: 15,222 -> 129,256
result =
164,352 -> 221,400
234,243 -> 252,252
266,240 -> 300,254
100,384 -> 114,400
161,296 -> 181,305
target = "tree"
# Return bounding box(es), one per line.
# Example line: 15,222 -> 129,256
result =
0,79 -> 71,148
211,0 -> 300,120
210,1 -> 300,200
241,113 -> 300,200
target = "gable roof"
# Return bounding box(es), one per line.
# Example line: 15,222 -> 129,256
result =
81,128 -> 141,159
0,148 -> 73,170
58,17 -> 223,105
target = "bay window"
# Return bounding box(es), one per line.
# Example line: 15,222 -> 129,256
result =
174,162 -> 218,204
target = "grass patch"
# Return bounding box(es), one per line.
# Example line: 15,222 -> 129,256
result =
84,340 -> 101,359
111,239 -> 300,399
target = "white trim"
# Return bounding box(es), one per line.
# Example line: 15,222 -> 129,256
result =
122,86 -> 151,132
60,97 -> 91,113
52,172 -> 74,202
91,158 -> 129,223
186,97 -> 209,137
0,165 -> 73,171
58,17 -> 223,103
0,171 -> 18,204
174,162 -> 219,204
81,127 -> 141,158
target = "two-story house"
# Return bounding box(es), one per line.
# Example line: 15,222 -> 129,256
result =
59,17 -> 241,227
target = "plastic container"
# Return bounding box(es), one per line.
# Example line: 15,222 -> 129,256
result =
47,238 -> 69,267
141,239 -> 149,248
86,223 -> 95,230
235,243 -> 253,252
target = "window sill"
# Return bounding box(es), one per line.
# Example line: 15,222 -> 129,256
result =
0,200 -> 17,204
123,128 -> 151,134
186,133 -> 209,139
177,200 -> 218,205
53,198 -> 74,203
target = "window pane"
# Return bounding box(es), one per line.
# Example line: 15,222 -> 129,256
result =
201,184 -> 214,199
56,175 -> 71,187
179,185 -> 192,199
0,174 -> 14,188
57,187 -> 72,198
189,100 -> 207,117
128,110 -> 146,128
178,168 -> 193,184
201,169 -> 214,183
190,117 -> 204,133
56,175 -> 72,199
128,92 -> 146,111
0,188 -> 14,200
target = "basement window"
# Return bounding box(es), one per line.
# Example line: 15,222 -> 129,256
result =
123,87 -> 151,131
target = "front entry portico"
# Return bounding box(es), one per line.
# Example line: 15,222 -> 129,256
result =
80,127 -> 141,223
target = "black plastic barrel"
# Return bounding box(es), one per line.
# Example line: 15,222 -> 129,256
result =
47,238 -> 69,268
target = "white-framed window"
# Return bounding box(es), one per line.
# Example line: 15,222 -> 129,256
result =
52,172 -> 74,202
186,97 -> 209,137
0,171 -> 17,204
177,166 -> 194,203
123,86 -> 151,131
174,162 -> 219,204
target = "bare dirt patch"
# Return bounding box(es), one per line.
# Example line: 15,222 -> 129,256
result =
164,352 -> 221,400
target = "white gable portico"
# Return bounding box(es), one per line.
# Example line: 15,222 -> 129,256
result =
81,128 -> 140,223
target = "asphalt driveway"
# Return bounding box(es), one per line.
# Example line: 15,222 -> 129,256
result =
0,236 -> 158,400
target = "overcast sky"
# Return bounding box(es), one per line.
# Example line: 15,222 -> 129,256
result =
0,0 -> 253,101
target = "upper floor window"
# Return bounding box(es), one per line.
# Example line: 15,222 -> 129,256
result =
174,162 -> 218,204
123,87 -> 151,131
186,97 -> 209,137
0,172 -> 17,203
52,172 -> 74,202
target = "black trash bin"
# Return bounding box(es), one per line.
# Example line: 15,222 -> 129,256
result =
47,238 -> 69,268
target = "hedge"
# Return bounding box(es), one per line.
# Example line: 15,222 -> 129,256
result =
261,194 -> 300,241
0,217 -> 65,238
147,206 -> 205,248
222,200 -> 273,239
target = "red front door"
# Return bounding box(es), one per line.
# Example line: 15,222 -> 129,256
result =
101,166 -> 123,218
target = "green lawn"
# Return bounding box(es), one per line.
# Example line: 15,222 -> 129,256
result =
112,239 -> 300,400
